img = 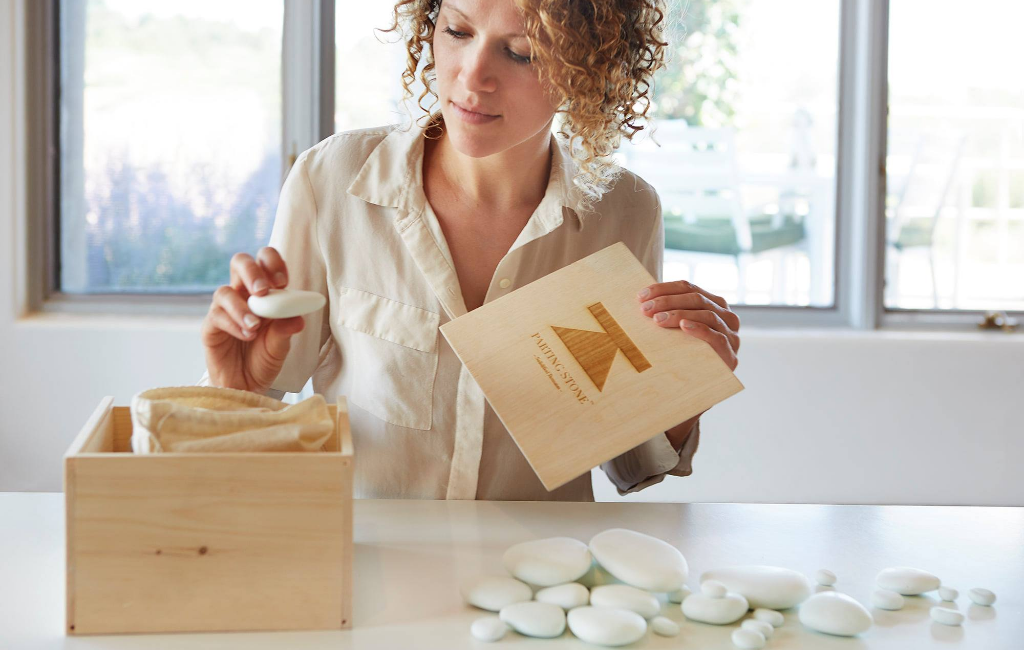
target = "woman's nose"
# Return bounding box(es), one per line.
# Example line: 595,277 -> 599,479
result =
458,43 -> 498,94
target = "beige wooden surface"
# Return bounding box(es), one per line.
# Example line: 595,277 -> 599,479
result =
63,397 -> 353,635
441,242 -> 744,491
3,495 -> 1021,649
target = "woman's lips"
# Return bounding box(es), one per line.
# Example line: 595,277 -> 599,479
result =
451,100 -> 500,124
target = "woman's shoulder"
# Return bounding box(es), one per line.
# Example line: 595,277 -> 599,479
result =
586,165 -> 661,225
297,124 -> 401,184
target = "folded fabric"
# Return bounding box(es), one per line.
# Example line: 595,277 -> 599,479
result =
130,386 -> 333,454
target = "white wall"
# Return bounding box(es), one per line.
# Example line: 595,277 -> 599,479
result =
2,2 -> 1021,505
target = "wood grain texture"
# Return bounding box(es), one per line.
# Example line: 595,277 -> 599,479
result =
63,397 -> 354,635
441,242 -> 744,491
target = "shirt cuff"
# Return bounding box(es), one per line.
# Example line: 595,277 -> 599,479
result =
600,419 -> 701,496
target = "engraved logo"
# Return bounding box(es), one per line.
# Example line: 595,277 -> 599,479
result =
552,302 -> 652,391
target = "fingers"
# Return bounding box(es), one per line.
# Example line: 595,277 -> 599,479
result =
640,290 -> 741,332
211,284 -> 263,338
256,246 -> 289,289
203,304 -> 256,342
680,319 -> 739,371
262,316 -> 305,361
230,251 -> 273,298
639,279 -> 729,311
651,307 -> 741,353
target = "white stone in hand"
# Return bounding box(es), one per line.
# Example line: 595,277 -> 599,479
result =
247,288 -> 325,319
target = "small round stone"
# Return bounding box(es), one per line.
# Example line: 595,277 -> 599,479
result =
732,628 -> 766,649
871,589 -> 905,611
667,585 -> 692,604
753,608 -> 785,627
567,606 -> 647,646
470,616 -> 509,642
590,584 -> 661,619
969,588 -> 996,606
535,583 -> 590,610
938,586 -> 959,602
930,606 -> 965,626
742,618 -> 774,639
461,576 -> 532,612
651,616 -> 680,637
701,580 -> 728,598
815,569 -> 837,586
876,567 -> 940,595
498,601 -> 566,638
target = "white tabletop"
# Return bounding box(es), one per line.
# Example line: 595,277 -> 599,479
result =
3,493 -> 1020,649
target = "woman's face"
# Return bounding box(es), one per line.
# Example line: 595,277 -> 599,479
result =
432,0 -> 558,158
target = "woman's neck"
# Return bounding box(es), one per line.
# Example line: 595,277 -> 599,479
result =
428,123 -> 553,213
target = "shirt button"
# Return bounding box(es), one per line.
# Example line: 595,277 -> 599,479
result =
499,278 -> 511,289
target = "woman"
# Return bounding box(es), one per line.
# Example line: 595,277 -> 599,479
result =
200,0 -> 741,501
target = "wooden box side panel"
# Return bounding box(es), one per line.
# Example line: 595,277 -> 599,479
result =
67,452 -> 352,635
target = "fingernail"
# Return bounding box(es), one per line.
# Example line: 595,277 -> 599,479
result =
683,321 -> 696,329
243,314 -> 260,329
655,312 -> 668,322
638,288 -> 650,299
253,279 -> 268,294
642,300 -> 654,311
274,272 -> 287,287
242,328 -> 254,338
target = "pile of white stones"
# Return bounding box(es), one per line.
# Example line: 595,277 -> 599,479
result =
460,529 -> 998,646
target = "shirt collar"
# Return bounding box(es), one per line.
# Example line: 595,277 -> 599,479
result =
346,119 -> 589,231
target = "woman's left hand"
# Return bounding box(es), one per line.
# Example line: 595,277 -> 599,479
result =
638,280 -> 741,371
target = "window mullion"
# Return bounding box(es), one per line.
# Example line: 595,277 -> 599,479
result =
282,0 -> 322,180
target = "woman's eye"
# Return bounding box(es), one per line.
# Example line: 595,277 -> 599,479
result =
507,49 -> 532,64
442,26 -> 468,39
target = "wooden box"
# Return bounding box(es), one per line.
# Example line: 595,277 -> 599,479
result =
62,396 -> 354,635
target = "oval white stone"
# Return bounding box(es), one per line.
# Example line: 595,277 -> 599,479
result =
247,289 -> 325,319
798,591 -> 873,637
589,528 -> 688,592
938,586 -> 959,601
681,592 -> 749,625
535,583 -> 590,610
875,567 -> 941,595
702,566 -> 812,610
753,608 -> 785,627
969,588 -> 996,606
651,615 -> 680,636
470,616 -> 509,642
498,601 -> 566,638
590,584 -> 661,619
567,606 -> 647,647
502,537 -> 592,587
732,628 -> 766,649
668,585 -> 692,604
701,580 -> 728,598
461,576 -> 532,612
742,618 -> 774,638
930,606 -> 965,626
870,589 -> 905,611
815,569 -> 837,586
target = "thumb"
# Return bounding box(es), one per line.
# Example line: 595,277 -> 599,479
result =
263,316 -> 305,361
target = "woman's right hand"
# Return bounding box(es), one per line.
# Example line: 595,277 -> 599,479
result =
201,247 -> 307,394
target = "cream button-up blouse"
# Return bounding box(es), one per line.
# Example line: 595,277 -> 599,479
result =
200,121 -> 701,501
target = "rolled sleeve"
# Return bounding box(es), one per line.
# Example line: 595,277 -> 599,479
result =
600,419 -> 701,496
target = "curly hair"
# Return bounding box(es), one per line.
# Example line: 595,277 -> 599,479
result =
380,0 -> 668,213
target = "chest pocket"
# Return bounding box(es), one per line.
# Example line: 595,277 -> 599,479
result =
334,287 -> 440,431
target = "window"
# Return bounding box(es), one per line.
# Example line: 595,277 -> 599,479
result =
37,0 -> 1021,330
58,0 -> 283,294
884,0 -> 1024,313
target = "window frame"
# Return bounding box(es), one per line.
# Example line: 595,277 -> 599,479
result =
20,0 -> 1022,332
